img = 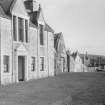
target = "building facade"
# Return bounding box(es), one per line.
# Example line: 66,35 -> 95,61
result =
71,52 -> 84,72
0,0 -> 55,85
54,32 -> 67,75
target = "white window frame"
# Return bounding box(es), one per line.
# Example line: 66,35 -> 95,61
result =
12,14 -> 29,43
31,57 -> 36,72
40,57 -> 45,71
3,55 -> 10,73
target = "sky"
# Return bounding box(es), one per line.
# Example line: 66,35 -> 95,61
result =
39,0 -> 105,55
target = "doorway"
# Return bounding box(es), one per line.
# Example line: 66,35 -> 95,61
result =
18,56 -> 25,81
61,57 -> 65,72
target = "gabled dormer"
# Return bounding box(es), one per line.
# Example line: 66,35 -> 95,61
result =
24,0 -> 45,46
10,0 -> 29,43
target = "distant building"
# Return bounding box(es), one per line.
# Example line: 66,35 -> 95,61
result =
66,50 -> 75,72
54,32 -> 67,75
69,55 -> 75,72
71,52 -> 84,72
80,53 -> 105,72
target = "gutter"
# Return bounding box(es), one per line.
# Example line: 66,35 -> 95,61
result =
11,15 -> 14,83
0,17 -> 1,83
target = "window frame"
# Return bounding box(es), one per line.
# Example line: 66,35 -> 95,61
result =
12,15 -> 29,43
18,17 -> 24,42
40,57 -> 44,71
39,24 -> 44,45
31,57 -> 36,72
3,55 -> 9,73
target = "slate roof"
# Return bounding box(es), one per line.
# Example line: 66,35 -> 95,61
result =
0,0 -> 54,33
27,5 -> 42,26
54,32 -> 62,50
0,0 -> 14,13
29,21 -> 37,28
54,32 -> 66,52
71,52 -> 78,60
45,23 -> 54,33
0,5 -> 5,15
28,11 -> 39,26
71,51 -> 82,60
54,32 -> 62,43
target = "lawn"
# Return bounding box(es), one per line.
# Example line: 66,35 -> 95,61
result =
0,72 -> 105,105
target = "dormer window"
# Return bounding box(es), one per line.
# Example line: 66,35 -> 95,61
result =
13,15 -> 29,43
39,24 -> 44,45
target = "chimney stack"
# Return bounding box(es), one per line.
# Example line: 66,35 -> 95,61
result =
24,0 -> 39,12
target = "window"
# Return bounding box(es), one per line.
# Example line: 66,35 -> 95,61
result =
25,20 -> 28,42
40,57 -> 44,71
13,16 -> 17,41
18,17 -> 24,42
31,57 -> 36,71
13,15 -> 29,43
39,25 -> 44,45
3,56 -> 9,72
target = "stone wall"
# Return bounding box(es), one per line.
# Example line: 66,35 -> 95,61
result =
0,17 -> 12,85
0,18 -> 55,84
55,36 -> 67,75
28,26 -> 38,80
38,30 -> 49,78
48,32 -> 54,76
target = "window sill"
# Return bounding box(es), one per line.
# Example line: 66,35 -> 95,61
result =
13,41 -> 29,44
4,72 -> 9,73
40,45 -> 45,47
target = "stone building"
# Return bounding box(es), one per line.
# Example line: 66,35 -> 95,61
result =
0,0 -> 55,85
69,55 -> 75,72
71,52 -> 85,72
66,50 -> 75,72
54,32 -> 67,75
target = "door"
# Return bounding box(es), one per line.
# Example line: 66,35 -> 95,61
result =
18,56 -> 25,81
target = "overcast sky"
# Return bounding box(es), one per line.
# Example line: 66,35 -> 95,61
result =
40,0 -> 105,55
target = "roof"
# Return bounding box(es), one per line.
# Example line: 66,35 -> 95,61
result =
27,5 -> 41,26
71,51 -> 80,60
29,21 -> 37,28
54,32 -> 63,44
66,50 -> 71,56
0,5 -> 5,15
71,52 -> 78,60
45,23 -> 54,33
0,0 -> 54,33
54,32 -> 62,39
0,0 -> 38,26
54,32 -> 63,50
0,4 -> 11,20
0,0 -> 14,13
28,11 -> 39,26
